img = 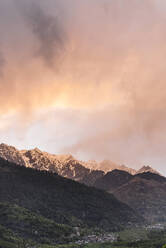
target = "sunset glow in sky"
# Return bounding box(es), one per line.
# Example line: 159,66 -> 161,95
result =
1,0 -> 166,174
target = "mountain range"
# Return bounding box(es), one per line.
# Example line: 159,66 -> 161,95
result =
0,143 -> 165,224
0,143 -> 160,183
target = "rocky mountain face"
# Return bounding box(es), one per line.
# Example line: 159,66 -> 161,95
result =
0,143 -> 27,167
0,144 -> 160,185
21,149 -> 91,181
0,157 -> 143,231
0,144 -> 103,183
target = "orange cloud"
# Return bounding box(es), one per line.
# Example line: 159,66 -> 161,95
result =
0,0 -> 166,171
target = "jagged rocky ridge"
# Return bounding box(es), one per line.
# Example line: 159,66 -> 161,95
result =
0,144 -> 160,185
0,143 -> 103,184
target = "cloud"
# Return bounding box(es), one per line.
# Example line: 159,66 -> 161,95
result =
0,51 -> 5,76
17,0 -> 67,68
0,0 -> 166,172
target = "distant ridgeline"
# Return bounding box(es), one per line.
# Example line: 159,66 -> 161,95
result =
0,143 -> 161,184
94,169 -> 166,223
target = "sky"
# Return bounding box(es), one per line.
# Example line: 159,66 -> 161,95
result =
0,0 -> 166,174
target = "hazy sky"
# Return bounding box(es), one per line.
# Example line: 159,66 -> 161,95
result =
1,0 -> 166,174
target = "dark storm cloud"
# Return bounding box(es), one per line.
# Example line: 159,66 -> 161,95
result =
0,51 -> 5,76
19,1 -> 67,67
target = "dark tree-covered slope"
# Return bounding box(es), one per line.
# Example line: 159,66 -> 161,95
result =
94,170 -> 133,192
0,158 -> 142,232
93,169 -> 166,223
114,173 -> 166,223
